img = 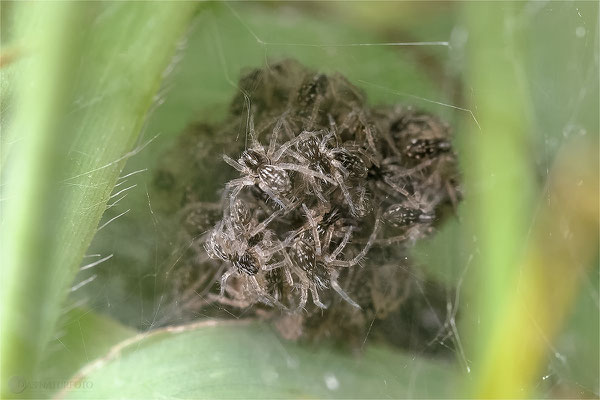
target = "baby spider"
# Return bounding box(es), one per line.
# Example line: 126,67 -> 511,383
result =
383,204 -> 434,228
297,73 -> 329,129
224,197 -> 284,242
286,233 -> 330,310
204,214 -> 290,308
285,208 -> 382,310
404,138 -> 452,160
376,203 -> 436,245
223,115 -> 335,210
289,130 -> 368,216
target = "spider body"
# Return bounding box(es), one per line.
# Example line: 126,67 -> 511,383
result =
298,74 -> 328,107
383,204 -> 433,228
224,152 -> 293,209
297,74 -> 329,128
231,251 -> 260,275
224,118 -> 335,210
282,207 -> 382,310
291,131 -> 368,216
405,138 -> 452,160
331,148 -> 368,179
389,110 -> 448,141
204,216 -> 289,308
258,164 -> 293,195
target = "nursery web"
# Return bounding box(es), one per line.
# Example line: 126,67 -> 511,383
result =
57,1 -> 599,397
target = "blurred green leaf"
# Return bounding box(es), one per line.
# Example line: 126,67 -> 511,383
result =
61,322 -> 458,399
0,3 -> 197,397
26,308 -> 136,399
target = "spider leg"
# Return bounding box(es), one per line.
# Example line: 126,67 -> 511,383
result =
258,239 -> 291,261
320,130 -> 336,149
224,180 -> 254,234
373,234 -> 408,245
381,130 -> 402,157
308,177 -> 329,205
220,268 -> 236,296
354,185 -> 370,217
296,286 -> 308,311
278,163 -> 337,185
302,203 -> 322,256
247,114 -> 261,148
445,179 -> 460,213
262,260 -> 286,271
332,171 -> 359,216
357,111 -> 379,156
310,285 -> 328,309
327,114 -> 342,144
272,130 -> 320,161
249,276 -> 287,309
248,208 -> 284,237
280,116 -> 297,141
396,158 -> 437,178
223,154 -> 246,173
258,182 -> 287,209
383,175 -> 419,206
225,177 -> 255,191
280,250 -> 310,311
307,90 -> 324,130
284,267 -> 295,287
285,148 -> 310,164
329,209 -> 381,268
327,226 -> 353,262
285,150 -> 329,202
267,113 -> 286,158
210,293 -> 250,309
330,270 -> 360,309
322,225 -> 336,254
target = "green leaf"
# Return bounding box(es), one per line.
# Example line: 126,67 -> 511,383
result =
27,308 -> 136,399
0,3 -> 198,397
60,322 -> 458,399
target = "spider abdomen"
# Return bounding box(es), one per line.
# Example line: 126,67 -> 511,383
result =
232,252 -> 260,275
405,138 -> 451,160
383,204 -> 433,228
258,165 -> 292,194
332,148 -> 368,178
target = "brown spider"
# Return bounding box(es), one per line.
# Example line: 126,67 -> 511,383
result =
204,208 -> 292,308
287,130 -> 369,217
280,207 -> 382,310
223,116 -> 335,210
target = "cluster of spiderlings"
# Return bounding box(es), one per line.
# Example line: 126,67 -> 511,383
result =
187,59 -> 461,313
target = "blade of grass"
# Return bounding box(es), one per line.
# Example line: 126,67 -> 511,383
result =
475,138 -> 598,397
460,2 -> 535,396
463,3 -> 599,397
0,2 -> 197,397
